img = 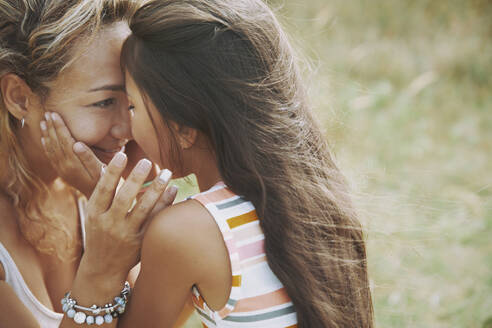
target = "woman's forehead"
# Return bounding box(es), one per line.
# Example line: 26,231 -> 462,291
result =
49,22 -> 130,94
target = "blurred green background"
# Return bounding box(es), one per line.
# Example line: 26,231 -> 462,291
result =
176,0 -> 492,327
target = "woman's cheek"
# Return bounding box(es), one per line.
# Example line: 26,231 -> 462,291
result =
64,114 -> 112,145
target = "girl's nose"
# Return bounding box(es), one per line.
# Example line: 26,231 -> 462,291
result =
110,100 -> 132,140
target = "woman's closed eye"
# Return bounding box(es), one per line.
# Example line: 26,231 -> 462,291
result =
91,98 -> 116,108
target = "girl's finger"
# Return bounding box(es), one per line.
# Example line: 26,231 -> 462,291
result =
73,142 -> 105,180
40,120 -> 60,161
110,159 -> 153,217
150,185 -> 178,216
40,120 -> 49,152
51,112 -> 76,155
88,152 -> 128,213
128,169 -> 174,230
44,112 -> 65,159
138,185 -> 178,235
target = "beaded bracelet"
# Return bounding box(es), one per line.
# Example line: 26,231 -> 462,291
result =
61,281 -> 131,325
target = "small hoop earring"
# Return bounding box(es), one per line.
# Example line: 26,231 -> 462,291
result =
21,118 -> 25,128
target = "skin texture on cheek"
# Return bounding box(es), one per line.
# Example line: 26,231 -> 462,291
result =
59,111 -> 113,145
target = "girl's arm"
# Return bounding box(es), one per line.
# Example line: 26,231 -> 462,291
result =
118,201 -> 231,328
172,298 -> 196,328
40,113 -> 104,198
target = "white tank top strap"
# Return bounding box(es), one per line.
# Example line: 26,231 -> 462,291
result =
0,195 -> 88,328
77,196 -> 88,249
0,242 -> 63,327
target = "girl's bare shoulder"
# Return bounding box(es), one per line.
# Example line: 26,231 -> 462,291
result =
142,199 -> 228,278
145,199 -> 218,244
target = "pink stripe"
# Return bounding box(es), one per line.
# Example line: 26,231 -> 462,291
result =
234,288 -> 292,312
232,223 -> 262,243
237,239 -> 265,261
194,187 -> 236,205
224,238 -> 235,251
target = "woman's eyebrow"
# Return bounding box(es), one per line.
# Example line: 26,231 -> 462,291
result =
88,84 -> 125,92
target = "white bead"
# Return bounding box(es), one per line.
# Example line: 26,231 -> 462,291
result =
67,309 -> 76,318
95,315 -> 104,325
86,315 -> 95,325
117,305 -> 126,314
74,312 -> 86,324
114,296 -> 125,306
104,314 -> 113,323
62,303 -> 69,313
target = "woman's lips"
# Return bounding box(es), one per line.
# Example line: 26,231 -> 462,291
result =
90,145 -> 126,164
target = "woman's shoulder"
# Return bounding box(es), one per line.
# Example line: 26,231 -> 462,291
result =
0,197 -> 22,266
0,201 -> 15,282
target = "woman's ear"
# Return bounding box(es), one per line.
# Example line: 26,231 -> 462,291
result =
0,73 -> 34,120
170,121 -> 198,149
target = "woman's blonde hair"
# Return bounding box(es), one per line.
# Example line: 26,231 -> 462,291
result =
0,0 -> 139,260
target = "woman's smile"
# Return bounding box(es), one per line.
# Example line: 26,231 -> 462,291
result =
91,144 -> 126,163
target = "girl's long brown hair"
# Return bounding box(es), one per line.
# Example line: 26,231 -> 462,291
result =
122,0 -> 373,326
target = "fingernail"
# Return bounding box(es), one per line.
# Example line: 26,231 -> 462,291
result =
73,142 -> 86,153
158,169 -> 172,184
112,152 -> 127,167
51,112 -> 59,121
135,158 -> 152,174
41,137 -> 45,147
168,185 -> 178,194
40,121 -> 46,131
44,112 -> 50,121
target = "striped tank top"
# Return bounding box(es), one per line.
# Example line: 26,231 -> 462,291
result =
190,182 -> 298,328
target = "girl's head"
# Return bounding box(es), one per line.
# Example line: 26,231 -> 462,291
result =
0,0 -> 139,258
122,0 -> 373,326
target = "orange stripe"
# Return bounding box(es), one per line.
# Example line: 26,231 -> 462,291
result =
192,294 -> 205,309
194,188 -> 236,205
286,325 -> 297,328
232,275 -> 242,287
233,288 -> 292,312
227,210 -> 258,229
202,323 -> 208,328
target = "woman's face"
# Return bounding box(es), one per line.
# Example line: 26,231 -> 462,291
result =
25,22 -> 132,169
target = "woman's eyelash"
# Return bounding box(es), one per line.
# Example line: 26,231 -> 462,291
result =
92,98 -> 116,108
128,105 -> 135,111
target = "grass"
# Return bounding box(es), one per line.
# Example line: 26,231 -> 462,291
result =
176,0 -> 492,326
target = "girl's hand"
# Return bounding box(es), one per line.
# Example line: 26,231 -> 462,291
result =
123,140 -> 158,180
82,152 -> 177,281
40,112 -> 104,198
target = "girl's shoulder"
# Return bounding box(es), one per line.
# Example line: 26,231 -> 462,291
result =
145,199 -> 219,247
142,199 -> 230,283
